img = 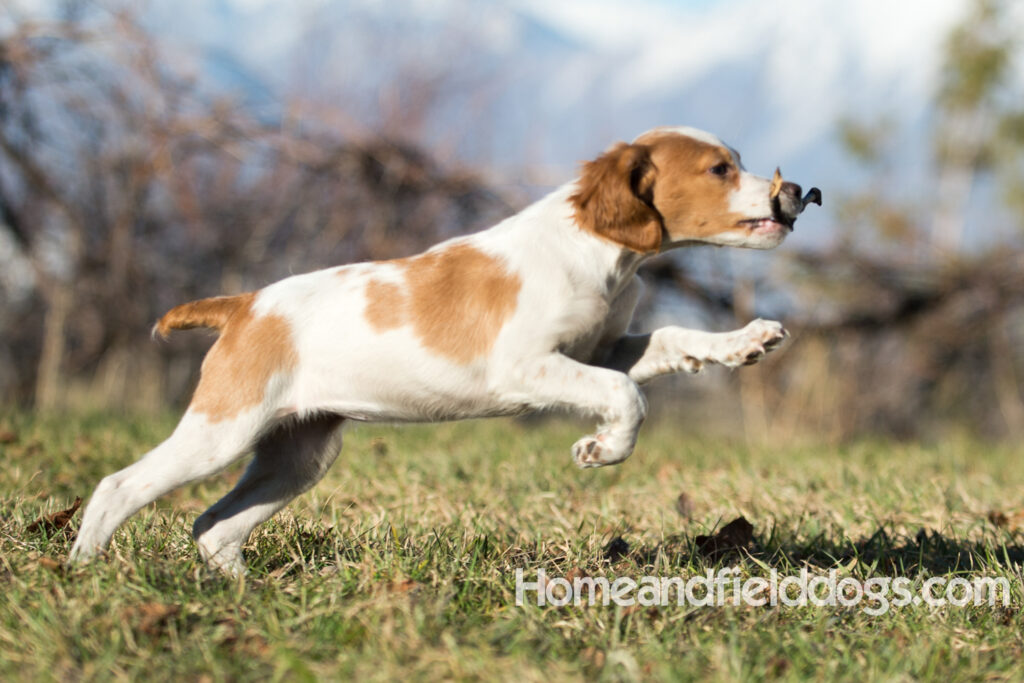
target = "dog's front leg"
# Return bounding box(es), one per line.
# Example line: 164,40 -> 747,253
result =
601,319 -> 788,384
504,354 -> 647,468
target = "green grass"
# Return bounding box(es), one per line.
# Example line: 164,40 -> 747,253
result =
1,412 -> 1023,681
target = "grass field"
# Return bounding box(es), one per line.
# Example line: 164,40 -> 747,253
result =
1,412 -> 1023,681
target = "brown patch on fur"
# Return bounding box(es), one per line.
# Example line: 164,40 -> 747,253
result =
364,279 -> 406,331
405,244 -> 521,362
633,131 -> 745,241
361,244 -> 521,363
570,143 -> 663,253
174,295 -> 298,422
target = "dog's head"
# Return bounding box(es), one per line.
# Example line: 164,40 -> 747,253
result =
570,126 -> 820,253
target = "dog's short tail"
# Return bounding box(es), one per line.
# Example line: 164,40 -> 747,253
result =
152,293 -> 253,339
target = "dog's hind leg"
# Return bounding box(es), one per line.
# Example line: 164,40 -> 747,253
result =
192,414 -> 346,575
69,410 -> 270,565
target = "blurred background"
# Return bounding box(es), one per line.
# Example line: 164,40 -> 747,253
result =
1,0 -> 1022,443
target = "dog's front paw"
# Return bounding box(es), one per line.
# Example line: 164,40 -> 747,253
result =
572,436 -> 606,468
720,319 -> 788,368
572,433 -> 633,469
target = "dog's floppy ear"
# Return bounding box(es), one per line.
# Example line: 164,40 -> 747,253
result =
570,143 -> 662,253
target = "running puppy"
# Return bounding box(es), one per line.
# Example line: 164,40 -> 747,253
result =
70,126 -> 820,574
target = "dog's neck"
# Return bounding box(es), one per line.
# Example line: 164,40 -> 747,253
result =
505,183 -> 652,302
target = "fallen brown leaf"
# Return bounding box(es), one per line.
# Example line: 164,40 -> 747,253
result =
0,430 -> 17,444
675,492 -> 695,518
565,567 -> 585,583
37,557 -> 63,574
581,647 -> 606,670
695,516 -> 754,559
220,628 -> 271,657
126,603 -> 180,636
26,497 -> 82,537
768,656 -> 791,676
988,510 -> 1008,527
389,578 -> 418,593
988,509 -> 1024,530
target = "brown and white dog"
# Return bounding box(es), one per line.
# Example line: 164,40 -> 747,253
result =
70,126 -> 818,574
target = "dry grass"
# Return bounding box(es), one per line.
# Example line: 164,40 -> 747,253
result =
1,413 -> 1023,681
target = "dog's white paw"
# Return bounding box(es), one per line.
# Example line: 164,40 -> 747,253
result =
572,433 -> 633,469
719,319 -> 788,368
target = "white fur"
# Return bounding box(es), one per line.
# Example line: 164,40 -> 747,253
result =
637,125 -> 724,149
70,128 -> 792,575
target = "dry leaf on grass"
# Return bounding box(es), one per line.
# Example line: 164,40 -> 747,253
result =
26,497 -> 82,537
581,647 -> 606,670
218,627 -> 271,657
695,516 -> 754,559
988,509 -> 1024,530
125,603 -> 181,636
0,430 -> 18,444
675,492 -> 695,518
388,578 -> 418,593
768,656 -> 791,676
37,557 -> 63,572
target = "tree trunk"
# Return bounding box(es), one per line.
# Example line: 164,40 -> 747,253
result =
35,282 -> 71,411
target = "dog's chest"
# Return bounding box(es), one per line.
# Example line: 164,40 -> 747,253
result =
548,290 -> 613,361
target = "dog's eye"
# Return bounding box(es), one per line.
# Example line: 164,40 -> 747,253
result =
708,163 -> 731,177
